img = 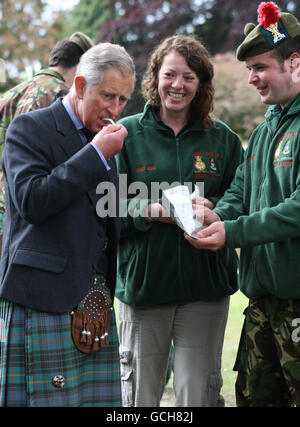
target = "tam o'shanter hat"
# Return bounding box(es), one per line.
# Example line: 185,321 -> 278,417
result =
236,2 -> 300,61
69,32 -> 94,53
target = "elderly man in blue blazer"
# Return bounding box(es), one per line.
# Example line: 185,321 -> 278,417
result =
0,43 -> 135,407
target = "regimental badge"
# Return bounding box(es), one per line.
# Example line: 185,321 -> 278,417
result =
265,22 -> 286,44
273,131 -> 297,168
210,158 -> 217,171
194,155 -> 206,172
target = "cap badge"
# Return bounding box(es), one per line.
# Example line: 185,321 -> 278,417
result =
258,2 -> 286,45
265,22 -> 286,43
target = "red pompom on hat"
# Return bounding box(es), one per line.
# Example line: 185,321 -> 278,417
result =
236,1 -> 300,61
257,2 -> 281,28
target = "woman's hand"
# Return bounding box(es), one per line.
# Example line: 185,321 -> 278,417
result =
144,203 -> 176,224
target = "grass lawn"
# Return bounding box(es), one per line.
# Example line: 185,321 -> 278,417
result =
221,290 -> 248,407
162,290 -> 248,407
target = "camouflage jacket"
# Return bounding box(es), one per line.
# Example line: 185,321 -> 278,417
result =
0,68 -> 70,215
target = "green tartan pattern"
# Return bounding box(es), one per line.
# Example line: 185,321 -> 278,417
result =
234,295 -> 300,407
0,299 -> 121,407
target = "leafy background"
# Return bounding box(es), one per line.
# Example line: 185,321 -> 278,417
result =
2,0 -> 298,141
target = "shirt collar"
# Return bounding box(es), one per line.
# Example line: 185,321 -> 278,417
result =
62,97 -> 84,131
62,97 -> 90,145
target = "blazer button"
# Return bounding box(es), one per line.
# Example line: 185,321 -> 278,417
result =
52,375 -> 65,388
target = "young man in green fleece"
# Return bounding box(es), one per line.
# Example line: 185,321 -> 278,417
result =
185,2 -> 300,407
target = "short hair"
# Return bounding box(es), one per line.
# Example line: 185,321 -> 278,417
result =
270,35 -> 300,63
76,43 -> 136,90
141,34 -> 215,128
49,39 -> 85,68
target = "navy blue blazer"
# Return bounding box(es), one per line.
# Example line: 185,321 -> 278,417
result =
0,99 -> 120,312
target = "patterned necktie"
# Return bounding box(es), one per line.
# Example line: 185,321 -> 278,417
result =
81,127 -> 94,143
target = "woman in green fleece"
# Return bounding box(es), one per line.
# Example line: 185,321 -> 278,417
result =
115,34 -> 243,407
186,3 -> 300,407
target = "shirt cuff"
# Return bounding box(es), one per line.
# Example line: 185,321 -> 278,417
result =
91,143 -> 111,171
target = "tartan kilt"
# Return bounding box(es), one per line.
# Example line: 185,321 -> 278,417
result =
0,299 -> 121,407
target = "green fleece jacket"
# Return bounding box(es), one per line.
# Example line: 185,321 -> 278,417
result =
214,93 -> 300,299
115,103 -> 243,307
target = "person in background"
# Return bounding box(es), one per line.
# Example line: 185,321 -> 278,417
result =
0,42 -> 135,407
0,31 -> 94,251
115,34 -> 244,407
185,2 -> 300,407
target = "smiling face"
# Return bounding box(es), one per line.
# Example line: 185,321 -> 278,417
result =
246,51 -> 296,107
75,67 -> 133,134
157,51 -> 200,120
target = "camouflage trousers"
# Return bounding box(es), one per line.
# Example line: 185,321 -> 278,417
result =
234,294 -> 300,407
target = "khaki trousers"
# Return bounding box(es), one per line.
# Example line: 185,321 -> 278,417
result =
116,297 -> 229,407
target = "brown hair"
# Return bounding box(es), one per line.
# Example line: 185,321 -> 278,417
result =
270,35 -> 300,63
49,39 -> 85,69
141,34 -> 215,128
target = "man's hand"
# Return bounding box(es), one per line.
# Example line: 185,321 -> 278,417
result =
184,221 -> 226,251
92,123 -> 128,158
192,198 -> 221,228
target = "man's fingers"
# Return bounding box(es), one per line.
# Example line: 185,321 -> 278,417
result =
101,123 -> 122,134
184,222 -> 226,251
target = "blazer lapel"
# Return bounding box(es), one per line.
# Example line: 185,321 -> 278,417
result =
50,100 -> 119,217
50,99 -> 83,158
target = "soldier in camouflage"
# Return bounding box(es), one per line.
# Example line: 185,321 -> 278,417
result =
0,32 -> 94,249
234,296 -> 300,406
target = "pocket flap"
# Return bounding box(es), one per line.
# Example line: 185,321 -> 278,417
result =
13,248 -> 67,273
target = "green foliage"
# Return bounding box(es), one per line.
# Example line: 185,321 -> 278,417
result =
66,0 -> 115,42
0,0 -> 62,80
